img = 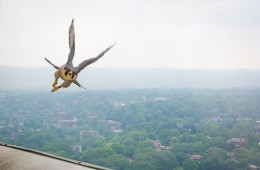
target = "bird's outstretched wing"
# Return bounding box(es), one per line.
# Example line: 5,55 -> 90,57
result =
44,58 -> 59,69
73,80 -> 87,90
66,19 -> 75,66
74,43 -> 116,73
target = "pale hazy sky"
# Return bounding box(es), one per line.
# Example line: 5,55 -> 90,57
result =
0,0 -> 260,69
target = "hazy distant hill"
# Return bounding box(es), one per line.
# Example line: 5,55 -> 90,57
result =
0,66 -> 260,90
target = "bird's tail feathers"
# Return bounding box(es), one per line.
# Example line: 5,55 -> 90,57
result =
73,80 -> 87,90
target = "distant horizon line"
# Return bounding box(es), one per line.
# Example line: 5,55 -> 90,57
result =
1,65 -> 260,71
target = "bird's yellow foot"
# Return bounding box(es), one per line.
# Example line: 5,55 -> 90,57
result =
51,86 -> 60,92
52,81 -> 57,87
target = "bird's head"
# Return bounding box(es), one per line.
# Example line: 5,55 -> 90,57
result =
63,68 -> 77,80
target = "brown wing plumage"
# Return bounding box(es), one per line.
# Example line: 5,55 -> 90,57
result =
44,58 -> 59,69
66,19 -> 75,66
74,43 -> 116,73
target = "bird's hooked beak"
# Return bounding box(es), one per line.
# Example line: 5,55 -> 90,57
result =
64,69 -> 76,79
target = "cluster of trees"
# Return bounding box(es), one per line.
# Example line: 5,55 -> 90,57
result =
0,89 -> 260,169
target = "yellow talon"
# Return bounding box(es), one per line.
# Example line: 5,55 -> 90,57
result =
51,86 -> 60,92
52,81 -> 57,87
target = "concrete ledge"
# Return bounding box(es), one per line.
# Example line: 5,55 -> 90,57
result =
0,142 -> 111,170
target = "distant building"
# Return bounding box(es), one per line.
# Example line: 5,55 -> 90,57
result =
12,114 -> 21,118
249,165 -> 259,169
227,152 -> 234,157
190,155 -> 203,160
110,127 -> 123,133
128,158 -> 135,163
60,119 -> 77,123
152,140 -> 171,151
10,133 -> 18,142
153,97 -> 167,101
207,136 -> 212,139
87,115 -> 96,119
110,101 -> 126,107
211,116 -> 222,122
227,138 -> 247,147
70,143 -> 82,152
99,119 -> 123,133
143,96 -> 146,102
100,119 -> 122,127
80,130 -> 99,136
60,117 -> 77,123
107,120 -> 121,126
80,130 -> 104,139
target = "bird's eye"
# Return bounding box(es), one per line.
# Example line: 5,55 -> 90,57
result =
69,73 -> 72,76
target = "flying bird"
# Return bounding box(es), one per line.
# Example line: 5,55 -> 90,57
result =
45,19 -> 115,92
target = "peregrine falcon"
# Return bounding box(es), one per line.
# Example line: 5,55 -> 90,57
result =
45,19 -> 115,92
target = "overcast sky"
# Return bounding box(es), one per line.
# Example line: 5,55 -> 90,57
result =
0,0 -> 260,69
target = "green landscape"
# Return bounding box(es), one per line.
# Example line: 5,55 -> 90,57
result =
0,89 -> 260,169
